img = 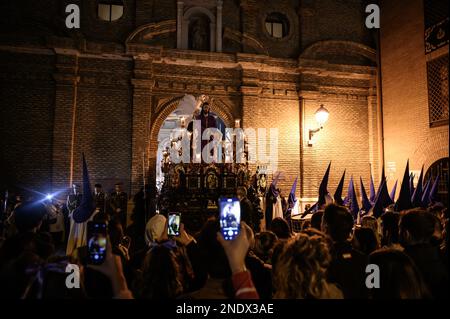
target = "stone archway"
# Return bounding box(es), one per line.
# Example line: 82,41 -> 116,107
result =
147,95 -> 235,189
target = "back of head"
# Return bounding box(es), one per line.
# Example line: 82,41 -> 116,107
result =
14,202 -> 47,233
361,215 -> 379,235
254,231 -> 278,262
322,204 -> 354,242
399,209 -> 435,245
310,211 -> 324,230
145,214 -> 167,245
197,218 -> 231,279
140,245 -> 182,299
368,249 -> 430,299
273,229 -> 333,299
236,186 -> 247,199
380,211 -> 400,246
353,227 -> 378,255
270,217 -> 291,239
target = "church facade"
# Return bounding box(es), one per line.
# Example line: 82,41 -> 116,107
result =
2,0 -> 440,207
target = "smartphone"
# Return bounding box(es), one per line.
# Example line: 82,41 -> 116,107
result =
168,212 -> 181,236
87,221 -> 107,265
219,197 -> 241,240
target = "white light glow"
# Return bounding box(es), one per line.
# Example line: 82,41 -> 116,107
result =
315,105 -> 329,126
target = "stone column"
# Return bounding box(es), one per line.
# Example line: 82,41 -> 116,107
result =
177,1 -> 184,49
216,0 -> 223,52
130,55 -> 153,195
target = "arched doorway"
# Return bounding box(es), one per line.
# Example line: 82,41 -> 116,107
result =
425,157 -> 449,206
155,94 -> 230,191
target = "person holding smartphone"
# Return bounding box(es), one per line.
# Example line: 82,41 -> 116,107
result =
217,222 -> 259,299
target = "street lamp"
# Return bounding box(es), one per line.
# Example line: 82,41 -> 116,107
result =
308,104 -> 329,146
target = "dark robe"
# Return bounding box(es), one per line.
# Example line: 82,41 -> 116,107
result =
109,191 -> 128,228
201,113 -> 217,156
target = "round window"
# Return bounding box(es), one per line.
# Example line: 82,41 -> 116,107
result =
265,12 -> 290,39
98,1 -> 124,22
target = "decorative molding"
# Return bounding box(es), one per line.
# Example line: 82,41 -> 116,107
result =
300,40 -> 377,63
126,20 -> 177,44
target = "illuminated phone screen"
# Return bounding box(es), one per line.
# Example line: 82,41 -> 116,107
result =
168,213 -> 181,236
219,198 -> 241,240
87,222 -> 107,265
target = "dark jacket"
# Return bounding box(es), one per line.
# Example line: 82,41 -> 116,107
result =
240,197 -> 254,230
109,192 -> 127,214
328,241 -> 368,299
245,251 -> 272,299
404,243 -> 449,299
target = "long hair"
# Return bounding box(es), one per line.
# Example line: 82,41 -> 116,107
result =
368,248 -> 430,299
138,245 -> 183,299
273,229 -> 335,299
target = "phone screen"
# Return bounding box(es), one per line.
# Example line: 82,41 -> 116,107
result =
87,222 -> 107,265
168,212 -> 181,236
219,197 -> 241,240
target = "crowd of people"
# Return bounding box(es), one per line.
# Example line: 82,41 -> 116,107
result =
0,178 -> 448,299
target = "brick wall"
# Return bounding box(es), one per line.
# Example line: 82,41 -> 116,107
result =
72,56 -> 133,194
380,0 -> 449,193
0,51 -> 55,192
242,95 -> 301,196
301,95 -> 377,201
0,0 -> 381,203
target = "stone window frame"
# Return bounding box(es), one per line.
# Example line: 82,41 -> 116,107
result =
96,0 -> 126,23
259,9 -> 297,43
181,6 -> 217,52
264,12 -> 290,39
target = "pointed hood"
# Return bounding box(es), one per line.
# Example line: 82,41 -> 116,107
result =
371,179 -> 387,218
288,177 -> 298,208
377,166 -> 394,208
369,170 -> 376,203
421,179 -> 432,208
429,174 -> 440,203
389,180 -> 398,201
409,173 -> 415,198
334,170 -> 346,205
395,160 -> 412,212
73,153 -> 96,223
318,162 -> 331,206
360,176 -> 372,213
269,172 -> 281,197
346,176 -> 359,218
411,165 -> 424,207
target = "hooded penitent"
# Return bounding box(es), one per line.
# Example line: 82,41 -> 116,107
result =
360,176 -> 372,214
334,170 -> 346,206
411,165 -> 424,207
395,160 -> 412,212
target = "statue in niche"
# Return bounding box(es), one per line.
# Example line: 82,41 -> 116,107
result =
189,15 -> 210,51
